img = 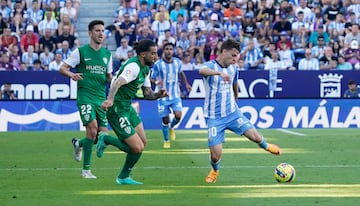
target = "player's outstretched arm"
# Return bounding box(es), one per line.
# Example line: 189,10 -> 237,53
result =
142,87 -> 168,100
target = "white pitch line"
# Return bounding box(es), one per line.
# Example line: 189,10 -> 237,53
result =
276,128 -> 306,136
1,164 -> 360,171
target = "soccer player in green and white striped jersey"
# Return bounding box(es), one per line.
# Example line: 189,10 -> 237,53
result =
60,20 -> 113,179
97,39 -> 168,185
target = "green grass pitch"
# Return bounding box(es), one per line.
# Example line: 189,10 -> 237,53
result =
1,128 -> 360,206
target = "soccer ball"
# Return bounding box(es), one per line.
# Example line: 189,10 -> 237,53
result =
274,163 -> 296,183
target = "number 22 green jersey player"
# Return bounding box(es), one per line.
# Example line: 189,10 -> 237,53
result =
60,20 -> 113,179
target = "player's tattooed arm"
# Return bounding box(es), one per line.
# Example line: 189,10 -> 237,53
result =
142,87 -> 168,100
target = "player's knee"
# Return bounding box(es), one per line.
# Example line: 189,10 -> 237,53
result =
131,145 -> 144,154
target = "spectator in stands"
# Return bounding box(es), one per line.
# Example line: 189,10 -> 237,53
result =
32,59 -> 43,71
8,44 -> 21,70
135,16 -> 151,36
0,0 -> 11,23
311,36 -> 327,59
21,45 -> 39,70
295,0 -> 312,23
207,1 -> 224,23
245,0 -> 259,18
263,40 -> 276,62
344,23 -> 360,48
276,31 -> 292,50
1,27 -> 17,49
116,12 -> 136,47
344,39 -> 360,69
204,24 -> 223,61
20,25 -> 39,53
56,40 -> 71,60
324,0 -> 341,24
344,80 -> 360,98
114,36 -> 133,65
58,14 -> 75,36
331,40 -> 344,57
138,1 -> 152,22
224,1 -> 241,21
176,29 -> 191,52
60,0 -> 77,24
192,4 -> 206,21
273,14 -> 292,42
136,26 -> 155,42
241,12 -> 258,40
0,52 -> 15,71
48,1 -> 60,22
48,51 -> 63,71
172,13 -> 188,38
309,25 -> 330,48
264,50 -> 287,70
206,13 -> 223,32
209,40 -> 222,61
39,29 -> 56,53
39,46 -> 54,70
12,1 -> 26,22
291,11 -> 310,36
223,14 -> 242,41
189,27 -> 206,62
256,0 -> 276,23
0,13 -> 7,35
298,48 -> 320,70
151,12 -> 170,42
158,29 -> 176,48
26,0 -> 44,33
257,15 -> 272,44
181,51 -> 194,71
9,13 -> 24,37
155,0 -> 171,11
309,7 -> 324,32
57,25 -> 78,50
0,82 -> 17,100
170,0 -> 187,22
291,25 -> 308,60
38,10 -> 58,36
319,46 -> 338,70
336,55 -> 353,70
278,0 -> 294,17
241,38 -> 264,70
328,13 -> 346,38
154,4 -> 170,21
187,11 -> 206,34
278,42 -> 296,70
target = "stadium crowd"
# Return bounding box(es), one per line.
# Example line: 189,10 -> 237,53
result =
1,0 -> 360,71
109,0 -> 360,71
0,0 -> 80,71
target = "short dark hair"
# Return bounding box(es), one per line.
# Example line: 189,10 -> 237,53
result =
348,80 -> 356,85
133,39 -> 156,54
88,20 -> 104,31
220,39 -> 240,53
163,42 -> 175,50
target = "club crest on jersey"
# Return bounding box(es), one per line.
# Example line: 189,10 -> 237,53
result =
125,126 -> 131,134
103,57 -> 108,64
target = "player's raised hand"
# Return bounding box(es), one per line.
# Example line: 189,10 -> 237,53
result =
101,99 -> 114,111
71,73 -> 83,81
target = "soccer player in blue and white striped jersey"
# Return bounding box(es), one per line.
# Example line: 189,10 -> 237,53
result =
198,39 -> 281,183
151,42 -> 192,148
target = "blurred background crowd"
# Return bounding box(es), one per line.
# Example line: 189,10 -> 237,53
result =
0,0 -> 360,72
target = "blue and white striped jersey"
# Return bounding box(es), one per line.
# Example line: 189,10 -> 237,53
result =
151,57 -> 183,101
202,60 -> 239,119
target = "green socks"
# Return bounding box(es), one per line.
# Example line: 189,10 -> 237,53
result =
118,153 -> 142,179
82,137 -> 94,170
103,134 -> 131,153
